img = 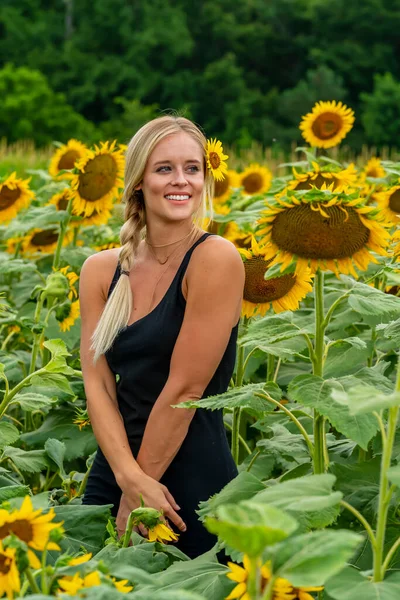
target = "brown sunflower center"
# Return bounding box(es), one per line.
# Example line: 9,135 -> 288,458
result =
78,154 -> 117,202
58,194 -> 69,210
242,173 -> 264,194
0,553 -> 11,575
58,150 -> 81,171
0,519 -> 33,543
367,168 -> 379,178
0,185 -> 21,210
294,173 -> 339,191
214,176 -> 230,198
311,112 -> 343,140
208,152 -> 221,170
244,256 -> 296,303
389,189 -> 400,214
271,203 -> 370,259
31,229 -> 59,246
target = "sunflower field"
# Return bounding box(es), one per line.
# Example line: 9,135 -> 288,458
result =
0,102 -> 400,600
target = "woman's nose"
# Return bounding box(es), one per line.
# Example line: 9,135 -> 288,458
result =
171,168 -> 188,185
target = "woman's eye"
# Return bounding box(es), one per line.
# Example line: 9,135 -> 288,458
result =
157,166 -> 171,172
188,165 -> 200,172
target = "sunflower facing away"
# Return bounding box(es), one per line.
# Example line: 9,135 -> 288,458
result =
49,139 -> 88,179
70,140 -> 125,217
300,101 -> 355,149
0,172 -> 34,224
0,495 -> 63,570
206,138 -> 229,182
0,541 -> 20,599
238,163 -> 272,196
257,187 -> 390,277
226,555 -> 322,600
213,169 -> 239,204
239,237 -> 313,317
286,162 -> 357,193
375,185 -> 400,224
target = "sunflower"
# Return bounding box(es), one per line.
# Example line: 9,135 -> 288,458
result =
0,495 -> 64,570
214,170 -> 239,204
111,576 -> 134,593
53,266 -> 79,301
95,240 -> 121,251
49,139 -> 88,179
300,101 -> 355,149
287,162 -> 357,193
73,408 -> 90,430
205,138 -> 229,182
47,189 -> 72,212
375,185 -> 400,224
0,541 -> 20,600
147,522 -> 179,543
0,172 -> 34,224
56,299 -> 80,332
67,553 -> 92,566
239,237 -> 313,317
362,157 -> 386,180
223,221 -> 253,249
238,164 -> 272,196
20,227 -> 71,255
70,141 -> 124,217
57,571 -> 102,595
72,206 -> 113,228
257,187 -> 390,277
393,229 -> 400,261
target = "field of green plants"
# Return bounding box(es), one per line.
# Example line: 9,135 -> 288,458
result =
0,102 -> 399,599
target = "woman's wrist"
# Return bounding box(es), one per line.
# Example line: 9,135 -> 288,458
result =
115,463 -> 146,492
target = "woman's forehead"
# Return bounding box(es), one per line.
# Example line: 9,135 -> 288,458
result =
150,132 -> 203,162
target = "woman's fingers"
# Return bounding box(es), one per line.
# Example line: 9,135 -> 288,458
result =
163,487 -> 181,511
162,504 -> 187,532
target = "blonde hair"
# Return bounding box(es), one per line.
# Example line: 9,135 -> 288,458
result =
90,115 -> 214,362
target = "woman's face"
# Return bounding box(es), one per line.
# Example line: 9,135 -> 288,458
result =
137,131 -> 205,224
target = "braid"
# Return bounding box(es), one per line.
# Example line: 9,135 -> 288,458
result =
119,190 -> 146,270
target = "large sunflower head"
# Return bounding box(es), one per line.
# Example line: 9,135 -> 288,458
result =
374,185 -> 400,224
287,161 -> 357,193
0,541 -> 20,599
213,169 -> 239,204
238,236 -> 313,317
70,140 -> 124,217
205,138 -> 229,182
238,163 -> 272,196
300,101 -> 355,149
49,139 -> 88,179
0,172 -> 34,224
257,187 -> 391,277
20,227 -> 71,255
71,205 -> 113,228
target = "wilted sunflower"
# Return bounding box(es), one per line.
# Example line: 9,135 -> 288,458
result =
56,299 -> 80,332
0,541 -> 20,599
73,407 -> 90,430
49,139 -> 88,179
238,163 -> 272,196
258,187 -> 390,277
0,495 -> 63,570
375,185 -> 400,224
54,266 -> 79,300
239,237 -> 313,317
70,140 -> 124,217
205,138 -> 229,182
213,169 -> 239,204
20,227 -> 71,255
147,522 -> 178,543
300,101 -> 355,149
0,172 -> 34,224
287,162 -> 357,193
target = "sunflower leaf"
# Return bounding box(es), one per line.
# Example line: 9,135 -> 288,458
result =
0,421 -> 20,449
10,392 -> 56,411
0,485 -> 30,502
332,385 -> 400,414
175,383 -> 281,411
347,282 -> 400,319
0,259 -> 38,275
2,446 -> 49,473
326,565 -> 400,600
30,372 -> 74,395
44,438 -> 67,478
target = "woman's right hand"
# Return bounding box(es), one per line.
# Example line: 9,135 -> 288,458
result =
116,473 -> 187,539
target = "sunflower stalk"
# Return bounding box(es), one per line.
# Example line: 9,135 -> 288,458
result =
313,269 -> 327,474
247,557 -> 260,600
266,354 -> 275,383
261,573 -> 277,600
52,194 -> 74,270
25,567 -> 41,595
28,291 -> 46,375
231,318 -> 249,464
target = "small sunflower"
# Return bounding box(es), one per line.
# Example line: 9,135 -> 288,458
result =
147,522 -> 179,543
57,571 -> 102,595
53,266 -> 79,300
56,299 -> 80,332
223,221 -> 253,250
375,185 -> 400,224
0,495 -> 64,569
238,164 -> 272,196
214,169 -> 239,204
205,138 -> 229,182
70,141 -> 124,217
20,227 -> 71,255
0,172 -> 34,224
239,237 -> 313,317
257,187 -> 390,277
47,189 -> 72,212
300,101 -> 355,149
49,139 -> 88,179
73,408 -> 90,430
287,162 -> 357,193
0,541 -> 20,600
362,157 -> 386,180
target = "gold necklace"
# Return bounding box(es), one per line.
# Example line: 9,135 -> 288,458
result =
145,227 -> 195,264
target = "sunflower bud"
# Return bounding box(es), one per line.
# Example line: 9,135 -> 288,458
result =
43,272 -> 70,301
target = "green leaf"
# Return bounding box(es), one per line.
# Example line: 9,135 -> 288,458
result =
256,424 -> 310,463
197,471 -> 266,522
269,530 -> 363,587
378,318 -> 400,345
348,282 -> 400,320
2,446 -> 48,473
240,313 -> 311,353
94,543 -> 169,575
42,339 -> 75,374
176,383 -> 281,412
326,566 -> 400,600
288,374 -> 379,449
206,502 -> 298,556
324,340 -> 370,378
0,485 -> 30,502
0,421 -> 20,449
332,385 -> 400,414
44,438 -> 66,478
330,459 -> 380,518
0,259 -> 38,275
387,464 -> 400,487
10,392 -> 56,411
30,372 -> 74,395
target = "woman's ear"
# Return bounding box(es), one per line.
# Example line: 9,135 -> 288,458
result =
135,183 -> 142,191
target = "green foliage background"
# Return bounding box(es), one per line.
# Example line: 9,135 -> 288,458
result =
1,0 -> 400,149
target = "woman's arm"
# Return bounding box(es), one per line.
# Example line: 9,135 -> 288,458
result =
135,237 -> 245,481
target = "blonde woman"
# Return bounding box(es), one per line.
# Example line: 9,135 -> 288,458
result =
79,115 -> 244,559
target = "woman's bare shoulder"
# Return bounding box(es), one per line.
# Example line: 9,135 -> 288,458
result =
80,248 -> 120,300
192,234 -> 243,269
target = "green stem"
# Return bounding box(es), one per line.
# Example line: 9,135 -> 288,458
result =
121,510 -> 136,548
373,356 -> 400,582
382,535 -> 400,576
1,330 -> 16,351
25,568 -> 41,594
76,461 -> 92,497
266,354 -> 275,382
313,269 -> 327,474
41,546 -> 48,594
53,195 -> 73,270
72,224 -> 80,247
273,358 -> 282,383
261,574 -> 277,600
231,319 -> 248,464
224,420 -> 252,455
367,326 -> 377,367
247,557 -> 260,600
246,449 -> 261,473
340,500 -> 376,548
28,292 -> 45,375
0,367 -> 46,418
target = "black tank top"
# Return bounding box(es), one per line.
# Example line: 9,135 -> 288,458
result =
104,232 -> 239,455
